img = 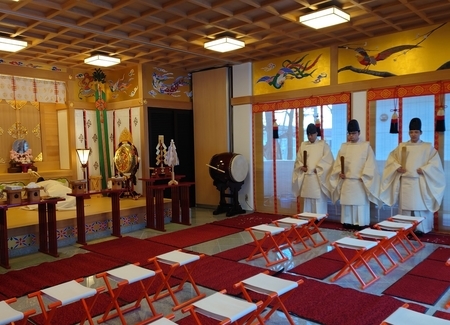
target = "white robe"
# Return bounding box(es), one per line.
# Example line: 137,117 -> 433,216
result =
380,141 -> 446,233
292,140 -> 334,214
329,140 -> 381,226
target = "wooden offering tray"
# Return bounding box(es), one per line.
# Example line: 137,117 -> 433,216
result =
149,166 -> 172,178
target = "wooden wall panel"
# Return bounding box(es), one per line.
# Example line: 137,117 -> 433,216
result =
37,103 -> 63,171
192,68 -> 229,206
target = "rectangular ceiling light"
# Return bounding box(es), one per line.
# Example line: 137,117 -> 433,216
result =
204,37 -> 245,53
299,6 -> 350,29
84,54 -> 121,67
0,37 -> 27,52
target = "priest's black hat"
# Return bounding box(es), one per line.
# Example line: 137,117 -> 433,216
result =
409,117 -> 422,131
347,119 -> 360,132
306,123 -> 317,135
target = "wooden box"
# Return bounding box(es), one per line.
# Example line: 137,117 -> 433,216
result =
70,180 -> 87,195
3,189 -> 23,205
108,177 -> 124,190
25,187 -> 41,203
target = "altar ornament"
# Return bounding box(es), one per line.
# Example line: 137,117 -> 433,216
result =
9,139 -> 36,173
154,135 -> 171,176
390,108 -> 399,134
164,139 -> 179,185
436,105 -> 446,132
314,115 -> 322,137
273,119 -> 279,139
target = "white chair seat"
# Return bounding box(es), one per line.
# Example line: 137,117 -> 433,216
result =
376,221 -> 413,231
383,307 -> 450,325
41,280 -> 96,306
0,301 -> 24,324
241,273 -> 298,296
251,224 -> 286,235
334,237 -> 378,250
149,317 -> 178,325
107,264 -> 156,284
193,292 -> 256,323
357,228 -> 397,240
296,212 -> 327,220
276,217 -> 309,227
156,250 -> 200,266
390,215 -> 425,223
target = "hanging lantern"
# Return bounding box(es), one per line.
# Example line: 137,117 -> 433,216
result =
436,105 -> 446,132
273,119 -> 279,139
314,115 -> 322,137
390,108 -> 399,134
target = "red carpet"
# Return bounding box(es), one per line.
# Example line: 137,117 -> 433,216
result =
288,247 -> 355,279
146,224 -> 242,248
276,273 -> 423,325
213,244 -> 256,261
383,274 -> 450,305
210,212 -> 284,230
427,246 -> 450,262
81,236 -> 177,266
174,255 -> 272,296
434,310 -> 450,321
408,259 -> 450,282
0,253 -> 124,299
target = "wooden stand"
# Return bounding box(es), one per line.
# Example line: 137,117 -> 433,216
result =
3,189 -> 22,205
109,177 -> 125,190
25,188 -> 41,203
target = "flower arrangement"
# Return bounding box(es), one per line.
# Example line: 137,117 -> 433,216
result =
10,148 -> 34,164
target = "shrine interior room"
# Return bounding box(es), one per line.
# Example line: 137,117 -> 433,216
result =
1,1 -> 450,325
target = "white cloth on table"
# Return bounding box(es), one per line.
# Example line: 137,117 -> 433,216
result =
22,180 -> 76,210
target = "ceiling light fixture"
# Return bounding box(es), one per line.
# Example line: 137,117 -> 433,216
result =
84,54 -> 120,67
204,36 -> 245,53
0,37 -> 27,52
299,6 -> 350,29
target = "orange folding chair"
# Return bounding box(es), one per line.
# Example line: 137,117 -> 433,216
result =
245,224 -> 289,267
234,271 -> 303,325
28,279 -> 104,325
355,228 -> 398,274
388,215 -> 425,252
331,237 -> 381,289
0,298 -> 35,325
272,217 -> 311,256
374,220 -> 415,262
294,212 -> 329,247
149,250 -> 206,311
182,290 -> 261,325
96,264 -> 163,325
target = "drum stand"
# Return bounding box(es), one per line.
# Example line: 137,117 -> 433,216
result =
212,179 -> 245,217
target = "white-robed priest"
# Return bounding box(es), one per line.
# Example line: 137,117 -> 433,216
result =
329,119 -> 381,229
292,123 -> 334,214
380,117 -> 446,234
